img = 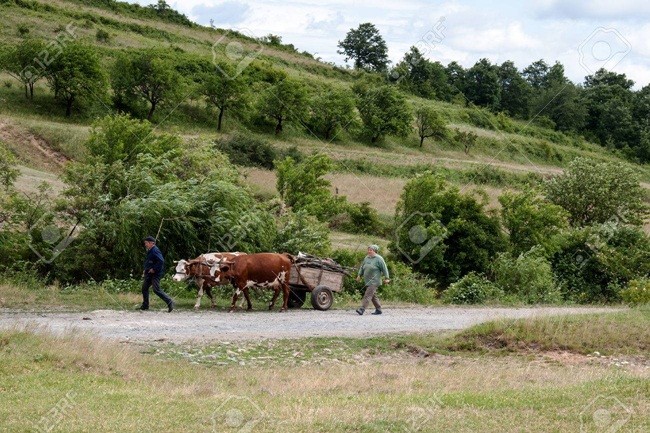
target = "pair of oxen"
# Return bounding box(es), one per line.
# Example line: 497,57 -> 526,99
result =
172,252 -> 294,312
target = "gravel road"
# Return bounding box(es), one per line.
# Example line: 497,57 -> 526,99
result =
0,306 -> 621,344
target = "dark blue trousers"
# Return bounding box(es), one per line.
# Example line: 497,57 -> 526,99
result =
141,274 -> 172,309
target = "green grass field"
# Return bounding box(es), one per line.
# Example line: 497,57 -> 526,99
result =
1,309 -> 647,433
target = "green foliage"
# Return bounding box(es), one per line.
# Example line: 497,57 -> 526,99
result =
307,86 -> 357,140
550,224 -> 650,303
392,46 -> 450,100
0,145 -> 19,190
17,24 -> 30,36
491,249 -> 562,303
357,85 -> 412,143
453,128 -> 478,155
0,38 -> 46,99
256,78 -> 309,134
45,115 -> 278,282
111,49 -> 186,120
545,158 -> 648,227
276,153 -> 333,212
214,132 -> 276,169
199,63 -> 248,131
335,202 -> 384,235
499,189 -> 569,255
378,261 -> 437,304
415,105 -> 447,147
44,43 -> 108,117
442,272 -> 503,304
620,279 -> 650,306
464,58 -> 501,110
273,210 -> 331,256
85,114 -> 181,167
95,28 -> 111,43
337,22 -> 389,72
497,60 -> 531,118
392,173 -> 507,286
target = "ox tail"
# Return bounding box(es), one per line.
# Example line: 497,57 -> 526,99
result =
284,253 -> 296,263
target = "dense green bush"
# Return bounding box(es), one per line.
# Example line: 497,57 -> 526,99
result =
391,172 -> 507,286
545,158 -> 648,227
442,272 -> 503,304
491,249 -> 561,303
379,261 -> 437,304
273,210 -> 330,256
499,189 -> 569,255
550,224 -> 650,303
214,132 -> 276,169
620,279 -> 650,306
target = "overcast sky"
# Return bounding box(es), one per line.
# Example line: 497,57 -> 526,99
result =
129,0 -> 650,88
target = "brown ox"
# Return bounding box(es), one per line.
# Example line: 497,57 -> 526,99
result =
173,252 -> 244,309
211,253 -> 293,312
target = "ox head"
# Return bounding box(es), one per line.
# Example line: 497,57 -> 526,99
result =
210,261 -> 235,283
172,259 -> 190,282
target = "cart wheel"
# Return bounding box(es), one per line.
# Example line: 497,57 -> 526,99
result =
311,285 -> 333,311
288,289 -> 306,309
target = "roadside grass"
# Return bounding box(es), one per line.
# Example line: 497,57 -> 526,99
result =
151,308 -> 650,369
1,310 -> 648,432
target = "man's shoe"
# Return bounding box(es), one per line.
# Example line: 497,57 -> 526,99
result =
371,309 -> 383,315
356,308 -> 365,315
168,302 -> 175,313
137,305 -> 148,311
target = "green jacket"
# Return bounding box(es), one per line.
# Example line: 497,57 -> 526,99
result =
358,254 -> 389,286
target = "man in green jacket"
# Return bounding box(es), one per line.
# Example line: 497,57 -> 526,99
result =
356,244 -> 390,315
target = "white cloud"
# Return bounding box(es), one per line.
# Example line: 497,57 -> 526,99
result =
127,0 -> 650,87
534,0 -> 650,20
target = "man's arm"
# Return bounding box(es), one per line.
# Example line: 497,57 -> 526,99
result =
152,249 -> 164,274
380,257 -> 390,279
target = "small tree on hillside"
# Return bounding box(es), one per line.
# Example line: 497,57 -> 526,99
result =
111,49 -> 185,120
415,106 -> 447,147
357,85 -> 412,143
257,78 -> 308,134
309,87 -> 357,140
199,62 -> 247,131
453,129 -> 478,155
44,43 -> 108,117
0,39 -> 46,99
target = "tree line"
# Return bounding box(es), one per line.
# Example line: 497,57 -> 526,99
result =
339,22 -> 650,163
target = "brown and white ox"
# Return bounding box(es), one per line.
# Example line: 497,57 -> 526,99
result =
173,252 -> 245,309
211,253 -> 293,312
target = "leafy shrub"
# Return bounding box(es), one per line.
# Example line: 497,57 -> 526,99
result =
491,250 -> 562,303
334,202 -> 384,235
214,132 -> 276,169
96,28 -> 111,43
545,158 -> 648,227
442,272 -> 503,304
465,107 -> 495,130
379,261 -> 437,304
17,24 -> 29,36
273,210 -> 330,256
620,279 -> 650,306
550,224 -> 650,303
391,173 -> 507,286
499,189 -> 569,255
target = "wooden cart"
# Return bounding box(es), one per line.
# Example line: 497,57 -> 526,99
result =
287,256 -> 349,311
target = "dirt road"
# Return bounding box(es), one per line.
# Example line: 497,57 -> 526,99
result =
0,306 -> 621,343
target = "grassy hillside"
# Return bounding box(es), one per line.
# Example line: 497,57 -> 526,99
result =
0,0 -> 649,236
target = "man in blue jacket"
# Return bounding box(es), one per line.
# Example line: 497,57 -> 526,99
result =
138,236 -> 174,312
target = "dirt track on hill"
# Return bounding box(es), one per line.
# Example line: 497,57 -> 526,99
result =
0,306 -> 622,343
